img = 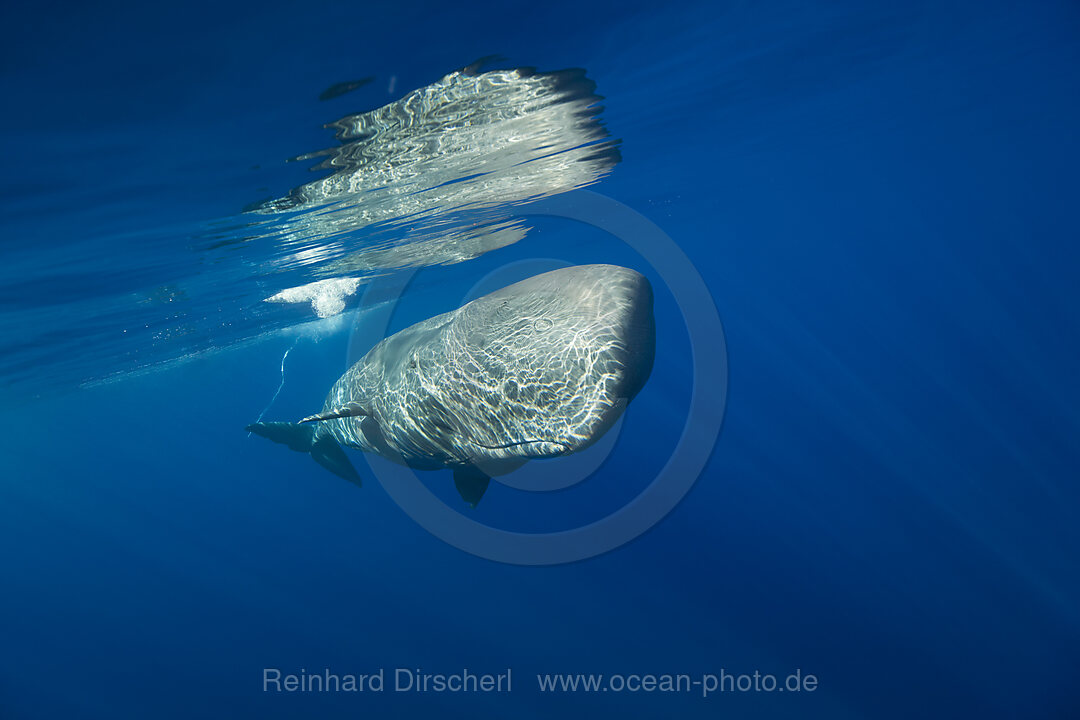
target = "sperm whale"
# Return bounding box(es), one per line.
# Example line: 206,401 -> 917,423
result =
247,264 -> 655,506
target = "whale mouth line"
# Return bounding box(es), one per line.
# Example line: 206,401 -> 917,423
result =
471,438 -> 572,452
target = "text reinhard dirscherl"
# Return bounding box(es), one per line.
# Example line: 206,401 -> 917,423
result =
263,668 -> 512,694
262,668 -> 819,698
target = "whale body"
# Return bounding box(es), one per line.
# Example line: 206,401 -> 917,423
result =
248,264 -> 655,506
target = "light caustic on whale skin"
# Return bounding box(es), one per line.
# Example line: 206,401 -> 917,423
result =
247,265 -> 656,507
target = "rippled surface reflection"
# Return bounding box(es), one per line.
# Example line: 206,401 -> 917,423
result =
0,63 -> 619,392
251,66 -> 618,283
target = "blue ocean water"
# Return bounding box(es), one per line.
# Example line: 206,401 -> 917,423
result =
1,0 -> 1078,717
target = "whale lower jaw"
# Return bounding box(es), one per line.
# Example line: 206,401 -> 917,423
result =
470,438 -> 572,457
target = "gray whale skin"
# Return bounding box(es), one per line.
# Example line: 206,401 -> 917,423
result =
248,264 -> 655,506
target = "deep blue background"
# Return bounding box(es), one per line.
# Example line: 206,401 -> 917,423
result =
2,0 -> 1079,717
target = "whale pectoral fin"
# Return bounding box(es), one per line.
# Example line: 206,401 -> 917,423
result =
453,467 -> 491,508
299,401 -> 371,424
311,432 -> 363,488
246,421 -> 315,452
247,421 -> 362,488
